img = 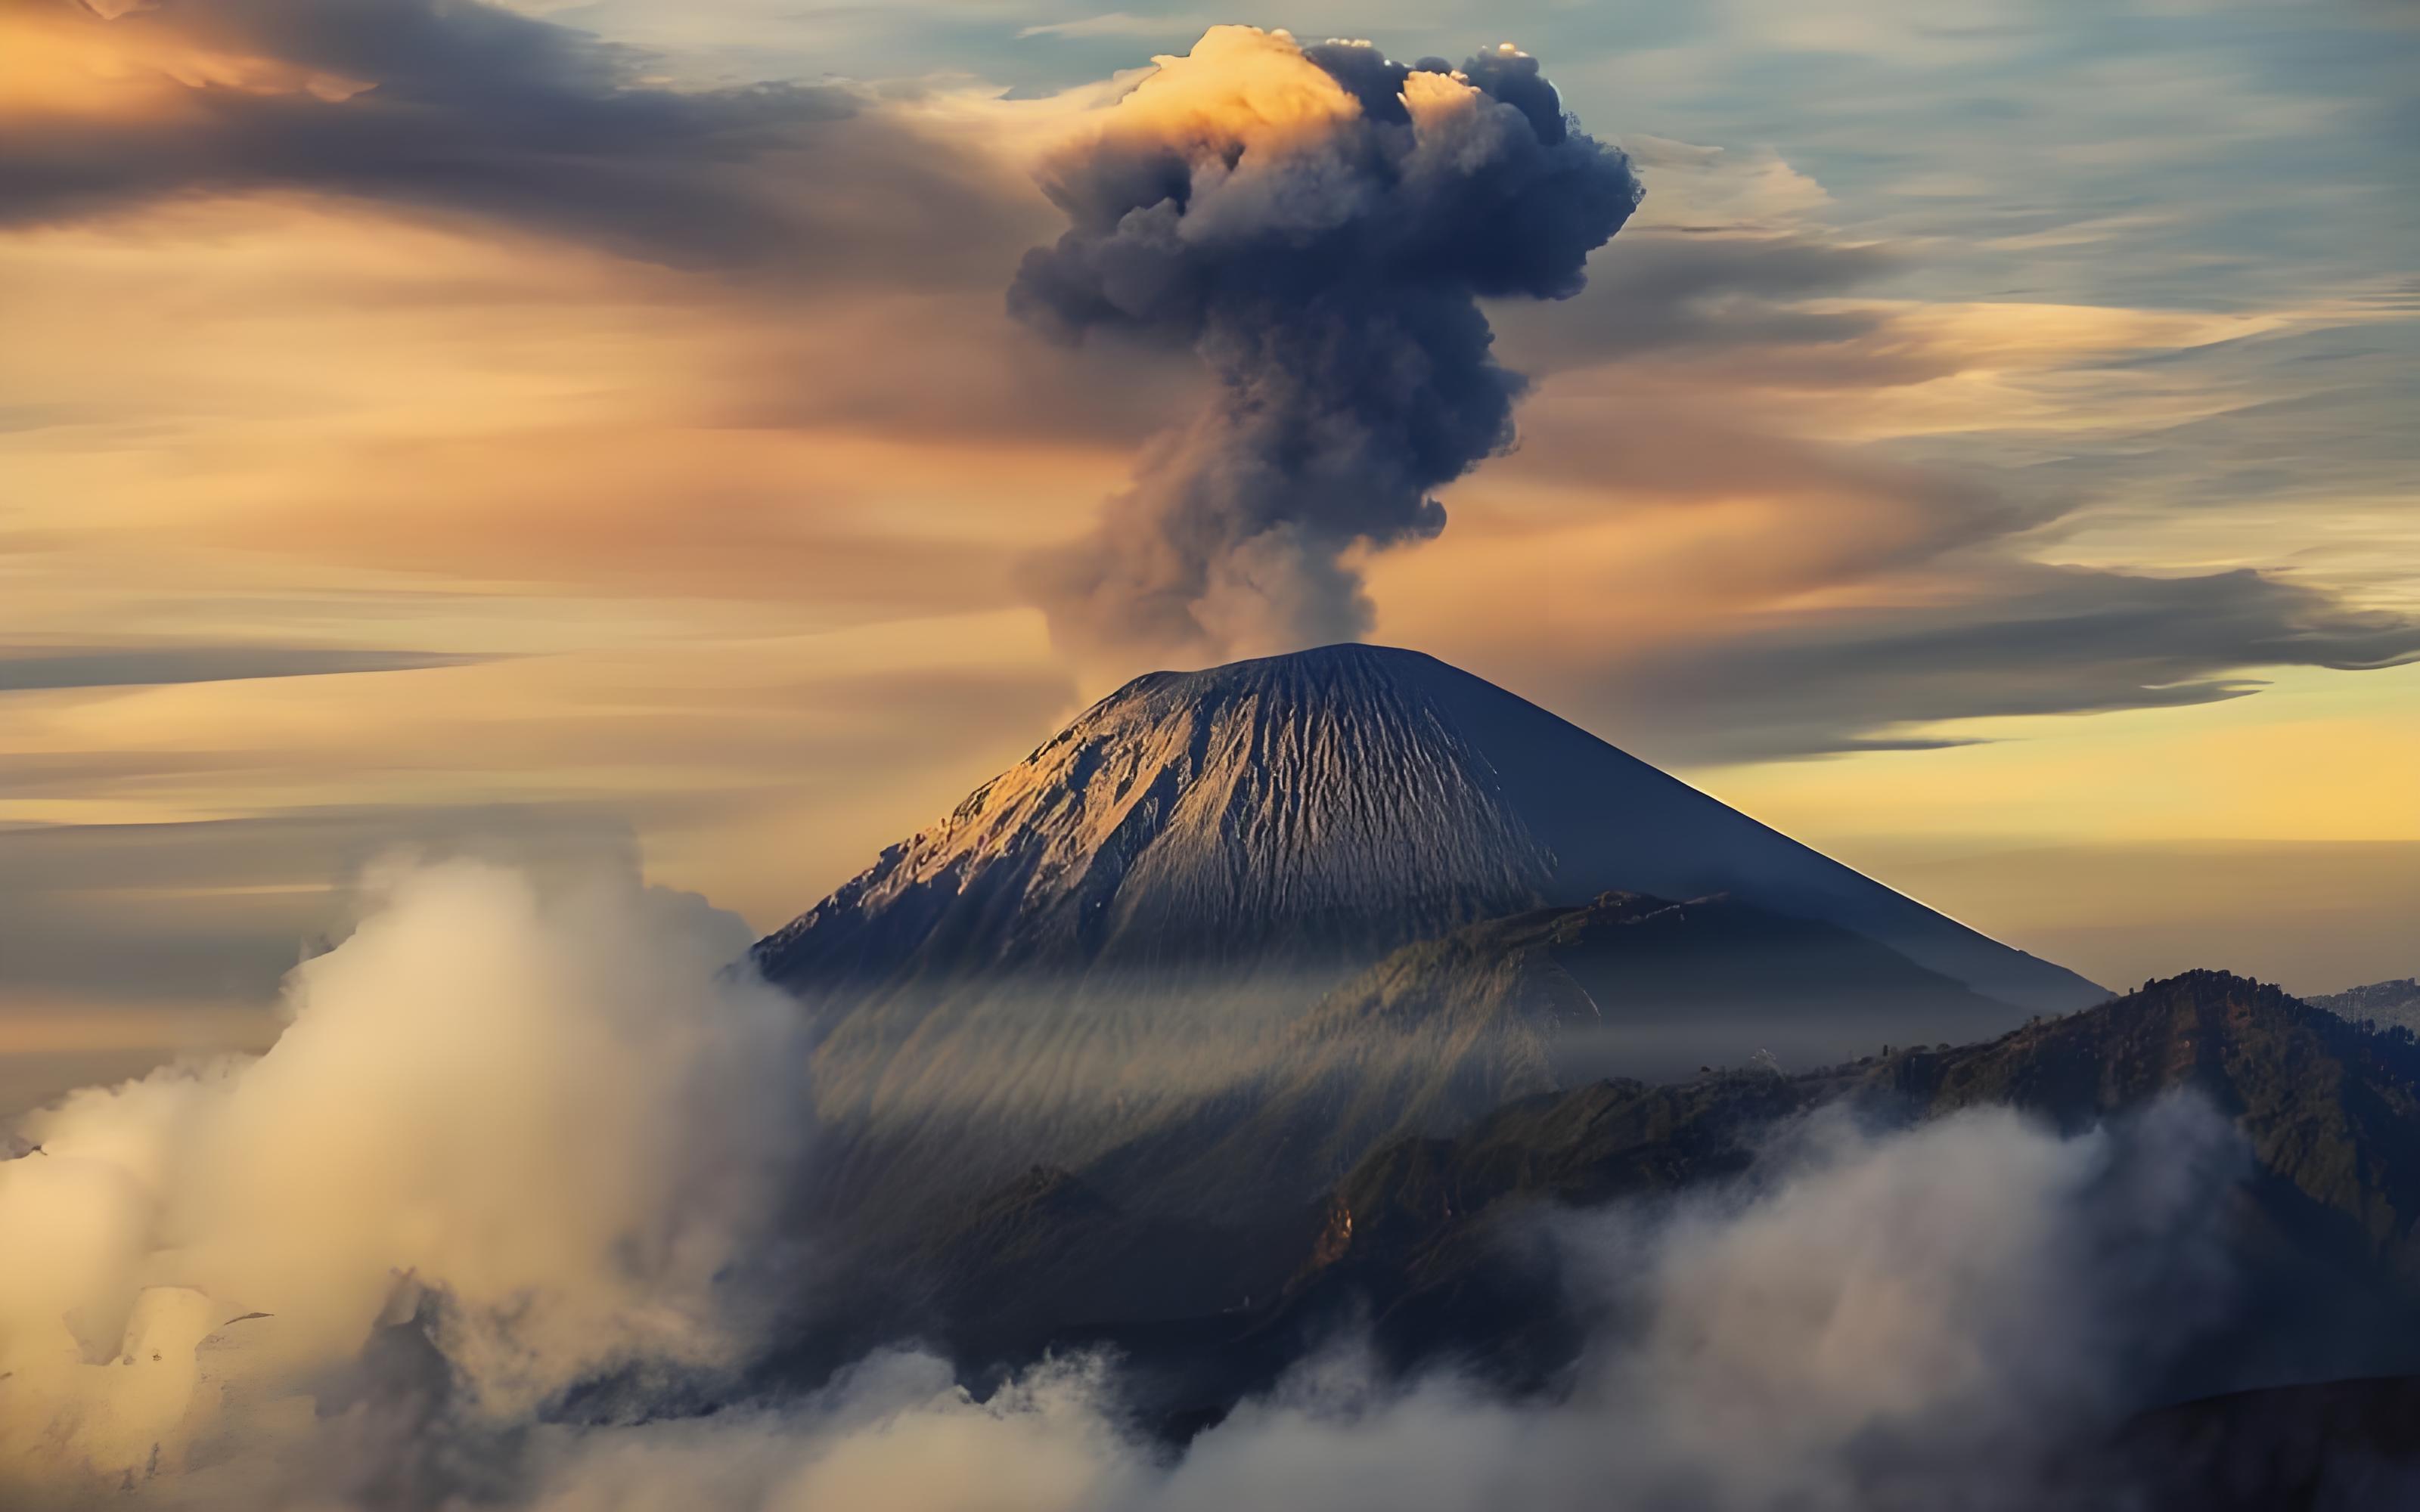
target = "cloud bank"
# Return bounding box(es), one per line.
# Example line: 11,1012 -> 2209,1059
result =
0,0 -> 1024,280
442,1098 -> 2241,1512
568,1098 -> 2234,1512
1,858 -> 2251,1512
1601,562 -> 2420,761
1010,26 -> 1640,665
0,857 -> 813,1502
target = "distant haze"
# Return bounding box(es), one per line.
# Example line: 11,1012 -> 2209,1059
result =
1829,837 -> 2420,999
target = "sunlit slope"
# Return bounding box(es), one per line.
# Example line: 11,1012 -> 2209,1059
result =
758,643 -> 2103,1011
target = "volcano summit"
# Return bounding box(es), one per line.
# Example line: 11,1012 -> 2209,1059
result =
759,643 -> 2102,1014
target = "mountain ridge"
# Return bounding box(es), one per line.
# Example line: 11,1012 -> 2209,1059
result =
795,969 -> 2420,1457
1282,969 -> 2420,1383
2311,978 -> 2420,1034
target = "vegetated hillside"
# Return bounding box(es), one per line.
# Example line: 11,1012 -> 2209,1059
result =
795,887 -> 2034,1372
793,888 -> 1993,1379
1078,889 -> 2019,1230
830,973 -> 2420,1424
1285,972 -> 2420,1389
1900,972 -> 2420,1240
2309,978 -> 2420,1035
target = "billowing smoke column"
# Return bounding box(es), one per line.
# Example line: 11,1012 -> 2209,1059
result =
1010,26 -> 1641,665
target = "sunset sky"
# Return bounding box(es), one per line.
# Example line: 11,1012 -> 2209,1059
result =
2,0 -> 2414,1109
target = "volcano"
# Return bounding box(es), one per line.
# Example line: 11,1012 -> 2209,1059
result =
758,643 -> 2101,1013
755,646 -> 2105,1244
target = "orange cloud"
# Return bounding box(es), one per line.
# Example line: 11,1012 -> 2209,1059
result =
0,2 -> 366,122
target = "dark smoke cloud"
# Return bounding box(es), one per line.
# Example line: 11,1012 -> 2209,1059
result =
1489,231 -> 1913,374
1589,562 -> 2420,763
1009,26 -> 1641,665
1,0 -> 1025,281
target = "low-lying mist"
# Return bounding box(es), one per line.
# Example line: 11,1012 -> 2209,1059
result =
0,859 -> 2274,1509
508,1099 -> 2246,1512
0,860 -> 814,1504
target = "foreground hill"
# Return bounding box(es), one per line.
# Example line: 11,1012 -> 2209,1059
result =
866,972 -> 2420,1429
2104,1374 -> 2420,1509
1286,971 -> 2420,1384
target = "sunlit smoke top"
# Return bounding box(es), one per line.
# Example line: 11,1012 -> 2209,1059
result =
1011,26 -> 1640,669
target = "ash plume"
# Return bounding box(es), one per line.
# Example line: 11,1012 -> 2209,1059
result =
1010,26 -> 1641,666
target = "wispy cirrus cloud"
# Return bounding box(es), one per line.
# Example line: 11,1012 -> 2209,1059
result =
1588,563 -> 2420,764
0,644 -> 489,692
1016,11 -> 1215,41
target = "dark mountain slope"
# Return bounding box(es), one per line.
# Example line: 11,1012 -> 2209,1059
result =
792,890 -> 2014,1378
1079,890 -> 2019,1229
1277,972 -> 2420,1391
821,974 -> 2410,1430
2102,1374 -> 2420,1510
1899,971 -> 2420,1257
